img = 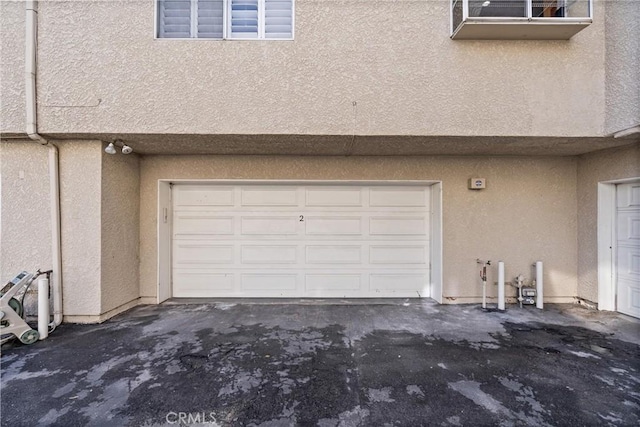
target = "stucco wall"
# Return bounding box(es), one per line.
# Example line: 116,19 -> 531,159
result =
0,140 -> 143,320
2,0 -> 609,138
139,155 -> 578,302
0,142 -> 52,284
0,1 -> 25,134
100,151 -> 141,314
58,141 -> 103,316
577,143 -> 640,303
604,0 -> 640,135
0,141 -> 103,317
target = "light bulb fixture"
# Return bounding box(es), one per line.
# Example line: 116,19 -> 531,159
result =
482,1 -> 491,6
105,139 -> 134,155
104,142 -> 117,155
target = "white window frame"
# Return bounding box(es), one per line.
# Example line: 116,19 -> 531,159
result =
154,0 -> 295,41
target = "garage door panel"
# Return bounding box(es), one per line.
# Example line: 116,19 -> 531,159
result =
617,212 -> 640,240
617,183 -> 640,207
242,274 -> 298,291
369,187 -> 428,207
174,243 -> 234,265
306,245 -> 362,264
241,216 -> 298,235
241,187 -> 299,206
174,215 -> 234,236
617,246 -> 640,277
370,274 -> 429,293
306,187 -> 363,207
173,272 -> 235,295
174,185 -> 235,207
370,217 -> 428,236
618,278 -> 640,318
370,245 -> 428,265
241,245 -> 298,264
306,274 -> 362,291
629,283 -> 640,313
305,217 -> 362,235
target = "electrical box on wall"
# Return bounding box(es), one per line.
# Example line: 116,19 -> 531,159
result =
468,178 -> 486,190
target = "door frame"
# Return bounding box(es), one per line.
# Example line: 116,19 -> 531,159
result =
157,179 -> 443,303
597,177 -> 640,311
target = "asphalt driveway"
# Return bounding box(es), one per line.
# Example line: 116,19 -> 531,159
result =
1,301 -> 639,426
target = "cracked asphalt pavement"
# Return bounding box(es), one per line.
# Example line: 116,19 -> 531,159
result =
1,301 -> 639,426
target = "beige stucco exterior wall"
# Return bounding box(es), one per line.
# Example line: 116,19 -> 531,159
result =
57,141 -> 103,317
604,0 -> 640,135
0,1 -> 26,134
1,140 -> 141,321
2,0 -> 608,138
577,143 -> 640,303
0,141 -> 102,317
100,151 -> 141,314
0,142 -> 52,284
140,155 -> 578,302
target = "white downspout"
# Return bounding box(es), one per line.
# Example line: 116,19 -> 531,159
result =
26,0 -> 63,328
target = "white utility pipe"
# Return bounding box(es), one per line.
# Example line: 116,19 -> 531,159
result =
498,261 -> 505,311
48,146 -> 63,327
482,281 -> 486,309
37,276 -> 49,339
26,0 -> 63,328
535,261 -> 544,309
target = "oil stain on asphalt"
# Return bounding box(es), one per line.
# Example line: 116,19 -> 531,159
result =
1,302 -> 639,426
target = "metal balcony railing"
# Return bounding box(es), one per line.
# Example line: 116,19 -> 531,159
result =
451,0 -> 593,39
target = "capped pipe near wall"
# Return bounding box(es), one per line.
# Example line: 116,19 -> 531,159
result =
482,280 -> 486,309
498,261 -> 505,311
477,259 -> 491,309
535,261 -> 544,309
37,275 -> 50,340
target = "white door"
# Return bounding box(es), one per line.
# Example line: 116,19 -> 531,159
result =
172,183 -> 431,298
616,182 -> 640,318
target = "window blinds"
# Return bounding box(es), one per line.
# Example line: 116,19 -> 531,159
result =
265,0 -> 293,39
157,0 -> 293,39
157,0 -> 192,38
198,0 -> 224,38
157,0 -> 294,39
230,0 -> 259,38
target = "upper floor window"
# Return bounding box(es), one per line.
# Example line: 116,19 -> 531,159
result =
156,0 -> 294,40
466,0 -> 584,18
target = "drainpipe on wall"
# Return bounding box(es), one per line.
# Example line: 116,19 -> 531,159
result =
25,0 -> 63,328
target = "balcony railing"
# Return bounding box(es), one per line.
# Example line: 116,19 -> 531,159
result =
451,0 -> 592,39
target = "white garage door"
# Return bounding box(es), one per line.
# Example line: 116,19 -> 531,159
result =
616,182 -> 640,318
172,184 -> 431,298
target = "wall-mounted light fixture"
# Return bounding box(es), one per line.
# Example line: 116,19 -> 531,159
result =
104,139 -> 133,155
105,142 -> 117,154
